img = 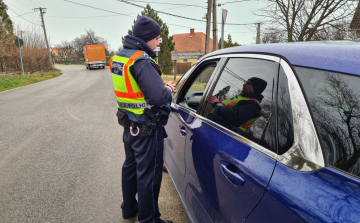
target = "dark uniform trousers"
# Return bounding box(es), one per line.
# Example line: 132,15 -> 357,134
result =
121,125 -> 165,223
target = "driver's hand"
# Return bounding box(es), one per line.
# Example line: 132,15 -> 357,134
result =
210,96 -> 220,104
165,81 -> 176,93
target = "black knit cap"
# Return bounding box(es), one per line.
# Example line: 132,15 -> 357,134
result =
133,16 -> 161,42
249,77 -> 267,94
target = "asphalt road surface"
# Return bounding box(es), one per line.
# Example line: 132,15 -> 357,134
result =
0,65 -> 189,223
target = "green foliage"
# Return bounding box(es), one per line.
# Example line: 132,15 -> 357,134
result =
0,0 -> 16,45
218,34 -> 240,49
0,0 -> 13,35
123,4 -> 175,74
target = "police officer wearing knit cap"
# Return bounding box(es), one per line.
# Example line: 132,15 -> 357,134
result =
110,16 -> 175,223
209,77 -> 267,132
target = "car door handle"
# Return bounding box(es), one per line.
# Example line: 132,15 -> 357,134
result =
220,162 -> 245,187
179,125 -> 187,136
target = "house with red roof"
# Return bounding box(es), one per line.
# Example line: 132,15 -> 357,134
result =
172,29 -> 213,65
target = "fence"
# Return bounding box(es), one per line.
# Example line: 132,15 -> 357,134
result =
175,62 -> 192,74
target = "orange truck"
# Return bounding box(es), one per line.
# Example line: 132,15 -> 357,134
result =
83,44 -> 106,70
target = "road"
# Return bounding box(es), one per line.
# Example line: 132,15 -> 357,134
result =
0,65 -> 189,223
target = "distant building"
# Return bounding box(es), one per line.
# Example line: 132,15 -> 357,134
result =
172,29 -> 213,65
51,47 -> 76,59
350,2 -> 360,40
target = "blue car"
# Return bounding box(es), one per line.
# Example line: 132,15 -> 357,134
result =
164,42 -> 360,223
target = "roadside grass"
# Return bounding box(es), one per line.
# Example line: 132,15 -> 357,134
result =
162,75 -> 181,83
0,69 -> 63,92
189,82 -> 207,91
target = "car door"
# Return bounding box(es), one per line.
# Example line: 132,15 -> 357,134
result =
164,59 -> 221,205
246,60 -> 360,222
179,55 -> 280,223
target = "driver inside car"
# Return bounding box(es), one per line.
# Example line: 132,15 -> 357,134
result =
207,77 -> 267,133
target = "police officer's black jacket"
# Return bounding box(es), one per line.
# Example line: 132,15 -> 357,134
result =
213,92 -> 263,128
120,35 -> 172,123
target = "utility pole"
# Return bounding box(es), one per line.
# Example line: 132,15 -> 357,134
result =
212,0 -> 218,51
256,23 -> 261,44
205,0 -> 212,54
18,31 -> 25,39
34,7 -> 53,67
18,31 -> 25,47
221,9 -> 228,49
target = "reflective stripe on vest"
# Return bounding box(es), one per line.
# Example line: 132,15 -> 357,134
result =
117,101 -> 152,109
221,96 -> 260,109
111,50 -> 162,114
219,95 -> 261,132
239,116 -> 260,132
114,51 -> 145,99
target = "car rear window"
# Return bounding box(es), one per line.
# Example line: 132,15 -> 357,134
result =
295,66 -> 360,178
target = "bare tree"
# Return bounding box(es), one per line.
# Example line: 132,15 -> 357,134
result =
55,41 -> 74,61
262,28 -> 287,43
72,29 -> 110,60
310,73 -> 360,175
312,22 -> 356,40
258,0 -> 357,42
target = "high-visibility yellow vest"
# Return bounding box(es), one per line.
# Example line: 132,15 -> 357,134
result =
110,50 -> 163,114
214,95 -> 261,132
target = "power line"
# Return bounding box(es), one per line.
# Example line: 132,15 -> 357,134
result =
61,0 -> 254,34
218,0 -> 252,6
4,0 -> 27,14
46,15 -> 123,18
13,0 -> 33,9
129,0 -> 207,8
221,75 -> 239,90
27,0 -> 40,7
119,0 -> 256,26
224,67 -> 246,82
6,6 -> 42,26
63,0 -> 133,17
50,0 -> 204,18
119,0 -> 208,22
9,11 -> 34,19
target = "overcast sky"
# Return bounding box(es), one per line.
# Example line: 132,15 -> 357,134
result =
6,0 -> 266,51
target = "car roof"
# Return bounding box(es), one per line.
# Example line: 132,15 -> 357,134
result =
203,41 -> 360,76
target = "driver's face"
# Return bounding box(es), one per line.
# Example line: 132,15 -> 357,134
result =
242,80 -> 255,94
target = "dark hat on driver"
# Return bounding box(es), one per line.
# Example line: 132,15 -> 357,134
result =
249,77 -> 267,94
133,16 -> 161,42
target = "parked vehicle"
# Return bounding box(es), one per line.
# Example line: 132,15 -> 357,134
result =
83,44 -> 106,70
164,42 -> 360,223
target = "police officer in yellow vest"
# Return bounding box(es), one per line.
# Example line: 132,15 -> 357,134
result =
110,16 -> 175,223
209,77 -> 267,132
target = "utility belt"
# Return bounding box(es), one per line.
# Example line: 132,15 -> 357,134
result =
116,108 -> 169,136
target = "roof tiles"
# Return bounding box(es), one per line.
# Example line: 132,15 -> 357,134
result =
172,32 -> 213,52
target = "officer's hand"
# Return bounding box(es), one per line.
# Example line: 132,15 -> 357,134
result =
210,96 -> 219,104
165,81 -> 176,93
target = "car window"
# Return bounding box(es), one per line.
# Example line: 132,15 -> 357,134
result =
178,61 -> 218,111
176,64 -> 196,92
187,65 -> 215,92
204,58 -> 278,152
278,67 -> 294,155
295,67 -> 360,177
